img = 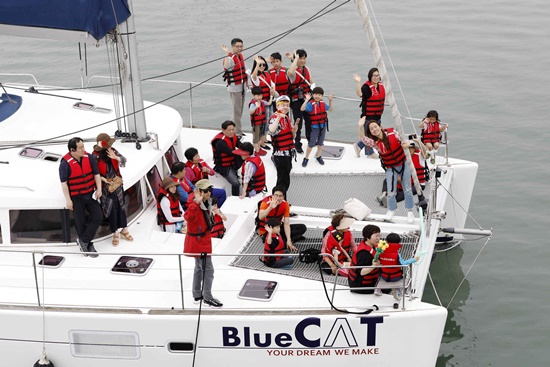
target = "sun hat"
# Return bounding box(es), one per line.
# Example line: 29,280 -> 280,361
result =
93,133 -> 116,151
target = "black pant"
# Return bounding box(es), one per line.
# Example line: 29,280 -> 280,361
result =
290,100 -> 311,150
281,223 -> 307,244
72,194 -> 102,244
273,155 -> 292,192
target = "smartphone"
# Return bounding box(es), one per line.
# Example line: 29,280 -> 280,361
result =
408,134 -> 417,140
238,279 -> 278,301
38,255 -> 65,268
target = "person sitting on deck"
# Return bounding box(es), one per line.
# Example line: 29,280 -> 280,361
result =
256,185 -> 305,251
183,147 -> 227,207
169,162 -> 195,211
211,120 -> 243,196
233,142 -> 266,199
261,218 -> 294,269
157,177 -> 186,234
375,232 -> 418,300
348,224 -> 381,294
418,109 -> 447,163
321,213 -> 357,277
210,197 -> 227,239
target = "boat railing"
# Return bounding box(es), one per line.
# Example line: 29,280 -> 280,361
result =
4,250 -> 414,311
0,73 -> 40,86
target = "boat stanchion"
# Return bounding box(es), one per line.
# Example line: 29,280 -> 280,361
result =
33,349 -> 54,367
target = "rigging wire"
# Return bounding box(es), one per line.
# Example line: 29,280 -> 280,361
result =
0,0 -> 349,152
367,0 -> 418,135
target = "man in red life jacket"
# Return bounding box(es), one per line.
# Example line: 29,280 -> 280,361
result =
222,38 -> 248,137
233,142 -> 266,199
268,95 -> 298,191
59,137 -> 103,257
286,49 -> 314,154
183,148 -> 227,207
211,120 -> 243,196
348,225 -> 381,294
184,179 -> 223,308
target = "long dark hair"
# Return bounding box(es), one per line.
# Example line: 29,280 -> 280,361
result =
365,120 -> 390,150
252,56 -> 268,76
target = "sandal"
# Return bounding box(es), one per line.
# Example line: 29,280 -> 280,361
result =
120,230 -> 134,242
112,233 -> 120,247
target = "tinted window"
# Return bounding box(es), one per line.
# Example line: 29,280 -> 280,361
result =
164,146 -> 180,170
10,209 -> 68,243
146,166 -> 162,199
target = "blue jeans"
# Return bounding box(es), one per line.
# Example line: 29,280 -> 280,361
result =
386,163 -> 414,211
356,118 -> 381,155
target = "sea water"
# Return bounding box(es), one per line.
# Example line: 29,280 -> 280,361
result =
0,0 -> 548,365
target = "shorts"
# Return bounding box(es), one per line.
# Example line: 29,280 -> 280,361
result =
252,124 -> 263,144
308,126 -> 326,148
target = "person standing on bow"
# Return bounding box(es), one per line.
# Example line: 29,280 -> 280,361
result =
268,95 -> 298,192
250,55 -> 277,125
59,137 -> 102,257
267,52 -> 290,97
353,68 -> 385,159
222,38 -> 248,137
360,118 -> 415,223
93,133 -> 132,247
286,49 -> 313,154
211,120 -> 243,197
184,179 -> 223,308
300,87 -> 333,167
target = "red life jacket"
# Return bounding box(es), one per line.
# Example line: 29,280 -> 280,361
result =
376,128 -> 406,169
348,240 -> 379,285
157,188 -> 182,225
211,132 -> 238,167
185,160 -> 208,184
271,114 -> 294,151
257,196 -> 289,235
421,121 -> 441,143
308,100 -> 328,127
254,71 -> 274,101
288,66 -> 311,100
411,150 -> 427,185
171,175 -> 193,195
379,242 -> 403,281
93,149 -> 121,178
63,152 -> 95,197
325,229 -> 353,263
249,98 -> 266,127
184,194 -> 212,256
210,213 -> 226,239
269,67 -> 289,96
223,53 -> 247,85
263,233 -> 285,264
361,81 -> 385,118
241,155 -> 266,193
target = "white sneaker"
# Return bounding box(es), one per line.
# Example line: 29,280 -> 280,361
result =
386,210 -> 396,221
353,143 -> 361,158
407,211 -> 415,224
367,152 -> 379,159
374,288 -> 382,296
392,288 -> 402,301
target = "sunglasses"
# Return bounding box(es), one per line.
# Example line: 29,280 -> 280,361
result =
200,187 -> 213,193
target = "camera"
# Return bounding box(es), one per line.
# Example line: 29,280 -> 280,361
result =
408,134 -> 417,140
296,87 -> 304,100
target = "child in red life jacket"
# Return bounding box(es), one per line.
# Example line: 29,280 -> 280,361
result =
375,233 -> 419,300
262,218 -> 294,269
210,197 -> 227,239
418,110 -> 447,163
300,86 -> 333,167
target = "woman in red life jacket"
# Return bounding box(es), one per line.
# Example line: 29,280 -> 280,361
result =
348,225 -> 381,294
360,118 -> 415,223
352,67 -> 385,158
93,133 -> 132,247
210,197 -> 227,239
157,177 -> 186,234
418,110 -> 447,163
262,218 -> 294,269
321,214 -> 357,277
375,233 -> 418,300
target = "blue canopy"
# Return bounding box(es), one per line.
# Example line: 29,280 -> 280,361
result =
0,0 -> 131,41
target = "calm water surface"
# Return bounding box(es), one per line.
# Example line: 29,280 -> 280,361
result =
1,0 -> 548,365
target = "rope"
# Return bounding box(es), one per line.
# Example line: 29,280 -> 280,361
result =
428,271 -> 443,307
106,33 -> 123,132
446,235 -> 491,309
436,177 -> 485,230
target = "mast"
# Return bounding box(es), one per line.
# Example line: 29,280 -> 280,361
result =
113,0 -> 148,141
354,0 -> 424,200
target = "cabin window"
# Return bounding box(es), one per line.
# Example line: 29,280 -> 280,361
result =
164,145 -> 180,169
146,166 -> 162,199
9,209 -> 68,243
95,180 -> 144,238
0,225 -> 3,244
